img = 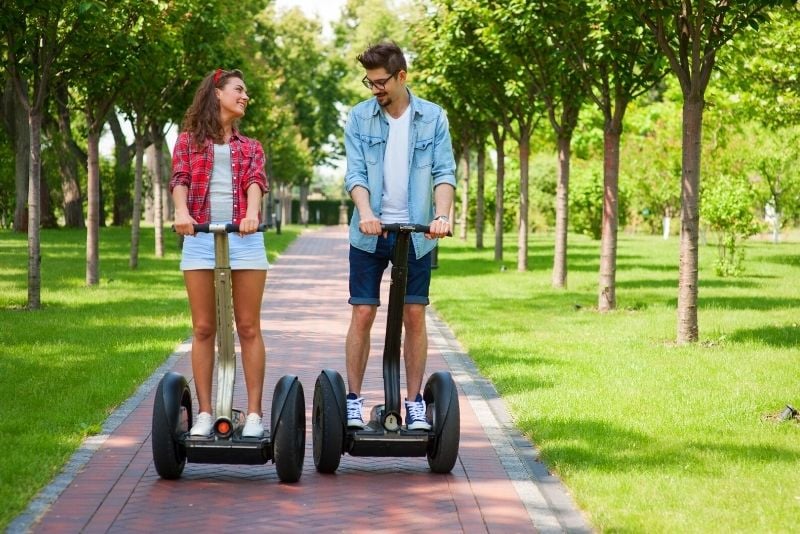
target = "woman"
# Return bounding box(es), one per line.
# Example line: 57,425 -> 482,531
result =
170,68 -> 269,438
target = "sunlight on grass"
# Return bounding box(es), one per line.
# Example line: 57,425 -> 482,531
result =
431,232 -> 800,532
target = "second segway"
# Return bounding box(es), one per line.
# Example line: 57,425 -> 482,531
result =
151,223 -> 305,482
312,223 -> 460,474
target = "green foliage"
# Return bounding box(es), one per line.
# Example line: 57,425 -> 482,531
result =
569,165 -> 630,239
718,5 -> 800,128
701,175 -> 763,276
621,90 -> 682,233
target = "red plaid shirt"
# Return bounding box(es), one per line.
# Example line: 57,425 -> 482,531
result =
169,129 -> 268,224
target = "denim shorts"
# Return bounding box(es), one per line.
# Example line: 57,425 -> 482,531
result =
180,231 -> 270,271
349,233 -> 432,306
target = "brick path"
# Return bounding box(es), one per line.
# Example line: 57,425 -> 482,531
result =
10,226 -> 591,534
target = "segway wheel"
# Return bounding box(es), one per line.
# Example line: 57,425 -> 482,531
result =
273,379 -> 305,483
152,372 -> 191,479
312,372 -> 345,473
424,371 -> 460,474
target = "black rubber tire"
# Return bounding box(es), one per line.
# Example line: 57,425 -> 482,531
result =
273,380 -> 305,483
312,373 -> 344,473
152,376 -> 190,479
425,372 -> 460,474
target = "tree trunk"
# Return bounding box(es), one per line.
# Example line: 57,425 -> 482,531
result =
27,109 -> 42,309
53,83 -> 84,228
300,182 -> 309,226
459,147 -> 470,241
150,124 -> 164,258
598,123 -> 621,311
491,124 -> 505,262
130,135 -> 145,269
161,139 -> 173,221
677,96 -> 703,343
39,171 -> 57,228
475,140 -> 485,250
12,91 -> 30,233
108,112 -> 133,226
86,122 -> 101,286
552,135 -> 571,288
517,129 -> 530,271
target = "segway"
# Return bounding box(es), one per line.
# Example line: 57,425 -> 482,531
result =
312,223 -> 460,474
152,223 -> 305,482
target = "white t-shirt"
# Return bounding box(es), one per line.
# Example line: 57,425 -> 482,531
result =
380,107 -> 411,224
210,143 -> 233,223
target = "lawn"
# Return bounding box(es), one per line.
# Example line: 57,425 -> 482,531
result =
0,225 -> 300,530
430,232 -> 800,532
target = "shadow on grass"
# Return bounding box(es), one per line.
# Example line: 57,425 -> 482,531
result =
617,278 -> 760,289
524,417 -> 800,473
728,324 -> 800,348
755,254 -> 800,268
699,296 -> 800,311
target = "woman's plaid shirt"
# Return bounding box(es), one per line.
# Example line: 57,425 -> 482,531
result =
169,130 -> 268,224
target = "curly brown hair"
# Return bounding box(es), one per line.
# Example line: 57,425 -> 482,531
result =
181,69 -> 245,148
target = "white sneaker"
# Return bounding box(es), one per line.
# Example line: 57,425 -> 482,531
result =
242,413 -> 264,438
190,412 -> 214,436
346,394 -> 366,428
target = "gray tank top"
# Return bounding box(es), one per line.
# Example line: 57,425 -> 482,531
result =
210,143 -> 233,223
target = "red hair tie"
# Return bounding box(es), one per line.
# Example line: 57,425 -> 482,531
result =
213,68 -> 223,84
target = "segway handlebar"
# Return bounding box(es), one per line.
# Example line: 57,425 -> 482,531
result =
381,223 -> 452,236
172,223 -> 267,234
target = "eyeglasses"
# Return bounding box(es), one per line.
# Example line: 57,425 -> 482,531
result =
361,70 -> 399,90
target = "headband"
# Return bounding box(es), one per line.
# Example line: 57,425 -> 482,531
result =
213,68 -> 223,84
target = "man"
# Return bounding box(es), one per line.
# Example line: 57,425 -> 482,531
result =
343,41 -> 456,430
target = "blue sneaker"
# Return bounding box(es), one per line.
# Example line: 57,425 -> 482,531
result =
405,394 -> 431,431
347,393 -> 366,428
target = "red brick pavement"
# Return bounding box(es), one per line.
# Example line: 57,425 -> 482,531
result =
19,226 -> 585,533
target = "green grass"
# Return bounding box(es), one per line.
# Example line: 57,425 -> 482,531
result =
430,232 -> 800,533
0,225 -> 300,530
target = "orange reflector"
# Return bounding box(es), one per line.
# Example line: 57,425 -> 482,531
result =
217,421 -> 231,434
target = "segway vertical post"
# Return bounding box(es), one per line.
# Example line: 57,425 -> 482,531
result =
213,228 -> 236,421
381,227 -> 411,431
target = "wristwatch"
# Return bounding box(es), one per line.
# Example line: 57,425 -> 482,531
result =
434,215 -> 449,222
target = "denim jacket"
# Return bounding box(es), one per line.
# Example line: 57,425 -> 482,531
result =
344,89 -> 457,259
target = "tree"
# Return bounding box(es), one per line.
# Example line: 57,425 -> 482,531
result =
631,0 -> 786,343
717,5 -> 800,241
0,74 -> 29,231
68,0 -> 139,285
548,1 -> 665,309
479,0 -> 544,271
497,0 -> 587,286
259,6 -> 347,224
1,0 -> 85,308
701,173 -> 761,276
412,0 -> 498,251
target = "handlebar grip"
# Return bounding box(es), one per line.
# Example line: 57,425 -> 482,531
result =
381,223 -> 452,236
172,223 -> 267,233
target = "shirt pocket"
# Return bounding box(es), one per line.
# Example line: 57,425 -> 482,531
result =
360,134 -> 384,165
413,137 -> 434,168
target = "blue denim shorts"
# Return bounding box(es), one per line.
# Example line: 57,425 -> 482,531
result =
349,234 -> 432,306
180,231 -> 270,271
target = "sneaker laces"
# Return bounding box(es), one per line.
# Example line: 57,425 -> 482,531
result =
406,398 -> 426,422
347,397 -> 364,420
